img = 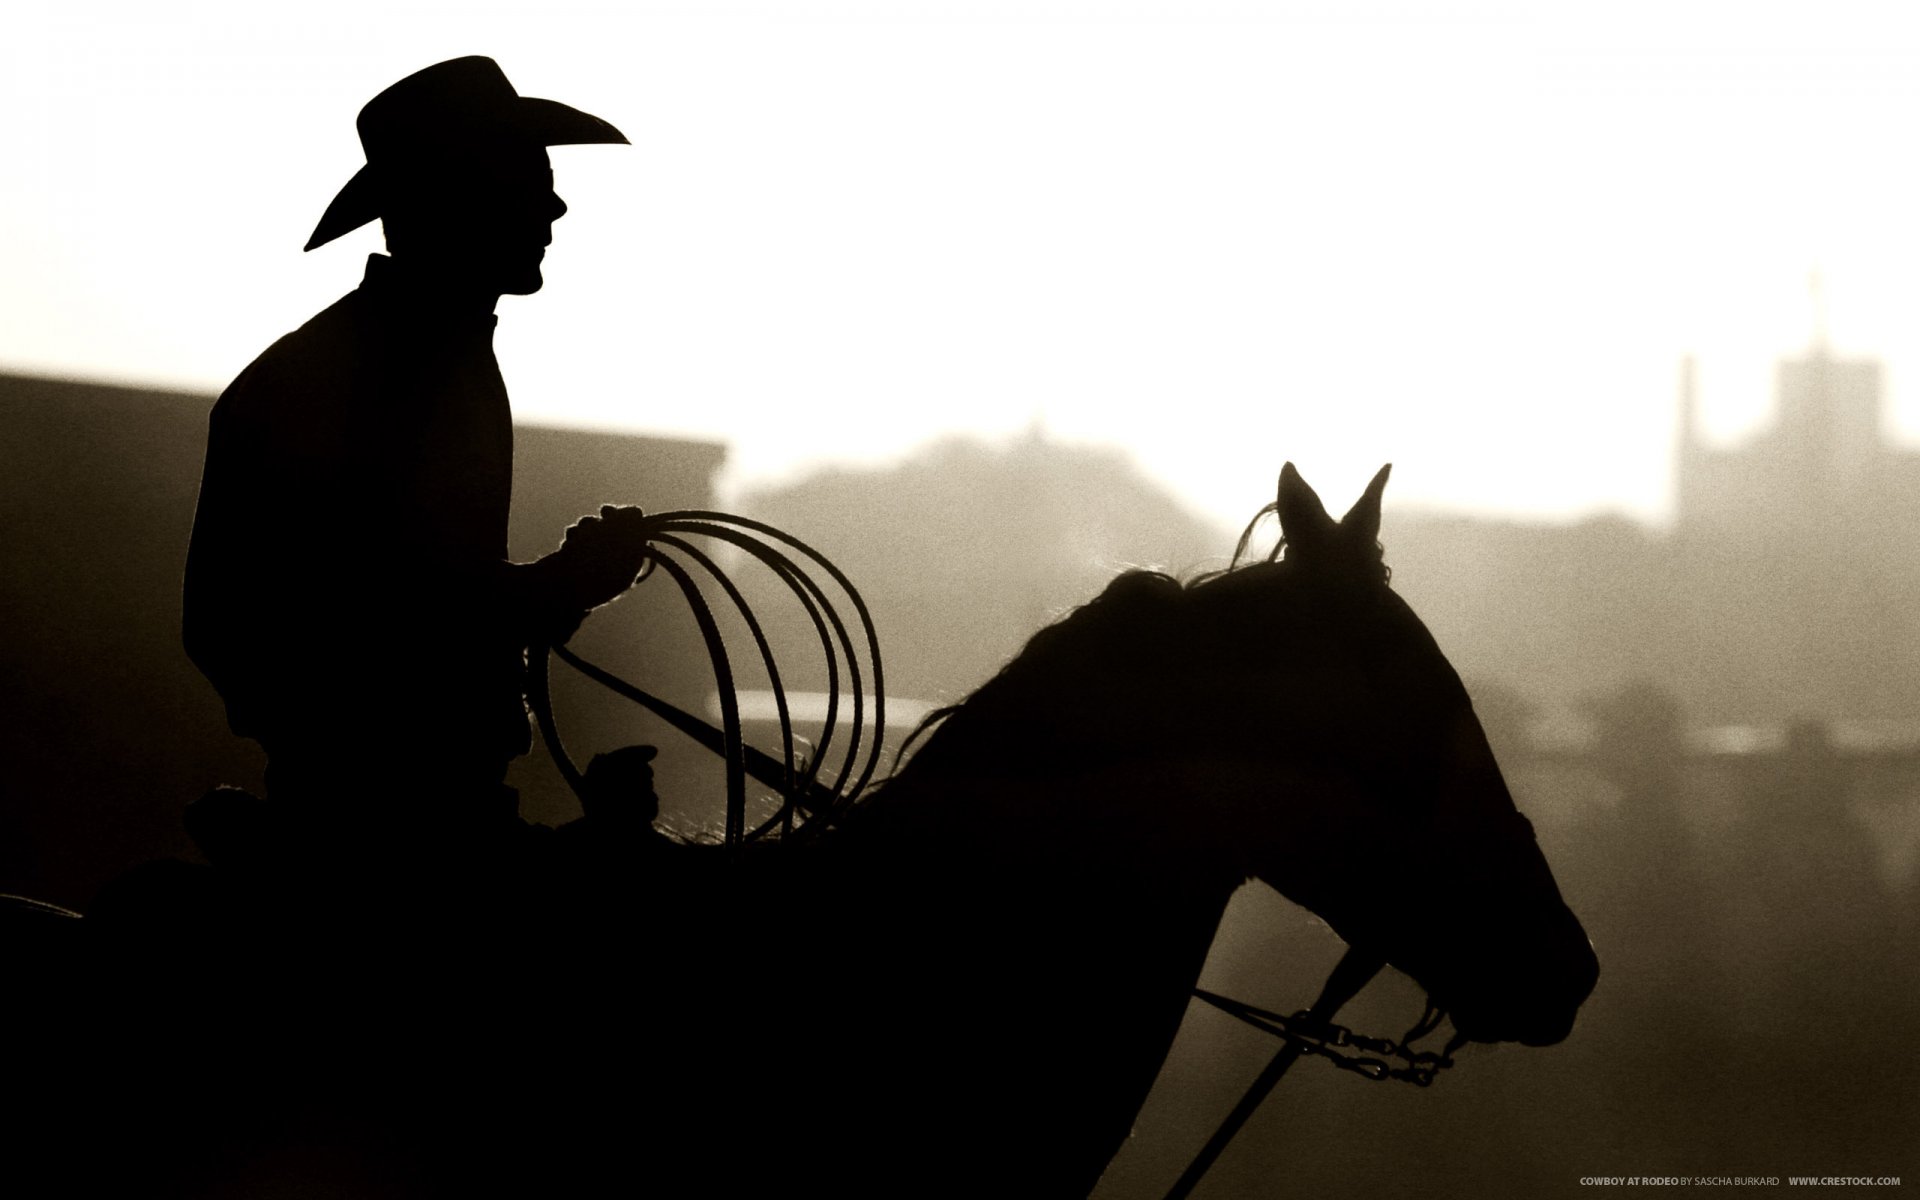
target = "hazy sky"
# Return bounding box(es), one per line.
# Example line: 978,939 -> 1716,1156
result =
9,0 -> 1920,528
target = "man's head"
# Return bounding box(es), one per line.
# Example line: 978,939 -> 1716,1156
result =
304,57 -> 626,295
380,142 -> 567,296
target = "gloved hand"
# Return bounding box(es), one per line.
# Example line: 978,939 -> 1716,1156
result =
554,505 -> 651,611
514,506 -> 650,647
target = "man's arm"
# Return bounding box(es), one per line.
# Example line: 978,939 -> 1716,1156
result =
494,506 -> 654,647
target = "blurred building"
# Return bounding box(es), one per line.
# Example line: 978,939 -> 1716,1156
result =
1670,343 -> 1920,721
740,424 -> 1229,704
1675,344 -> 1920,548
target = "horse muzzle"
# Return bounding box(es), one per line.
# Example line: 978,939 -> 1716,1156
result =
1440,905 -> 1599,1047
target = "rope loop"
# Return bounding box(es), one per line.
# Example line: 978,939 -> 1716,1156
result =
527,510 -> 886,852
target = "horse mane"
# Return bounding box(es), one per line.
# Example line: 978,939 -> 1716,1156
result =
879,519 -> 1393,799
883,562 -> 1301,792
882,570 -> 1183,783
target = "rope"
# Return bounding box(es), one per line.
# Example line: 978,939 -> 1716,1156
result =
668,512 -> 888,806
654,519 -> 868,818
648,533 -> 792,840
526,510 -> 886,850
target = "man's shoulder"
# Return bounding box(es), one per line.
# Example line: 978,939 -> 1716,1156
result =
215,290 -> 377,421
209,292 -> 388,462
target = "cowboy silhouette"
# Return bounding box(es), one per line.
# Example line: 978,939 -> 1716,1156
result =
184,57 -> 648,844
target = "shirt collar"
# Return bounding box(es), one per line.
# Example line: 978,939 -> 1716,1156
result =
358,254 -> 501,335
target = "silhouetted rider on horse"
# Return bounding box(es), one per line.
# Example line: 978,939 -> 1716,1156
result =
59,58 -> 670,1193
184,58 -> 649,855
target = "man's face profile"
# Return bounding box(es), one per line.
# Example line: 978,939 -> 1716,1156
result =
382,143 -> 567,297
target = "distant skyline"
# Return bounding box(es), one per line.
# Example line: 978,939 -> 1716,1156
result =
10,1 -> 1920,530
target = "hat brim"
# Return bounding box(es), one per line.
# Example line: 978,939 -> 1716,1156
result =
303,96 -> 628,252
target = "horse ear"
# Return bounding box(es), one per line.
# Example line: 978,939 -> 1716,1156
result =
1276,461 -> 1337,547
1339,463 -> 1391,548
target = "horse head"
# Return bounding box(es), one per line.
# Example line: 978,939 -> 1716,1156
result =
1185,462 -> 1597,1046
902,461 -> 1597,1052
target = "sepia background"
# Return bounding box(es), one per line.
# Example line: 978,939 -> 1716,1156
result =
4,1 -> 1917,1195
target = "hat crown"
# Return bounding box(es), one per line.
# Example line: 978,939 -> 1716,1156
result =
356,56 -> 526,163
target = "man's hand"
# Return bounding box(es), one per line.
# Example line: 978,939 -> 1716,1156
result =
556,505 -> 651,611
514,505 -> 650,646
581,744 -> 661,829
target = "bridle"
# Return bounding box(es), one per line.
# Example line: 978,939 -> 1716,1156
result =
1160,799 -> 1543,1193
1193,975 -> 1460,1088
1160,805 -> 1552,1192
1165,949 -> 1463,1199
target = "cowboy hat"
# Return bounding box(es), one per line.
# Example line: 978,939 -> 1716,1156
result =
304,56 -> 628,252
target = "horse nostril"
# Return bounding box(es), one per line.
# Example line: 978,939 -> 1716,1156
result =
1515,1009 -> 1579,1047
1444,914 -> 1599,1047
1519,938 -> 1599,1045
1574,937 -> 1600,1000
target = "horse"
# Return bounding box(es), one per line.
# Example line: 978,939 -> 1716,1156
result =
9,462 -> 1595,1198
505,460 -> 1595,1197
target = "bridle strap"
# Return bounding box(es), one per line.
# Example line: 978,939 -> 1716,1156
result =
1162,946 -> 1384,1200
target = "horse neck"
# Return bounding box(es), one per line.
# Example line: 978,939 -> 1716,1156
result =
824,755 -> 1318,1191
842,753 -> 1291,977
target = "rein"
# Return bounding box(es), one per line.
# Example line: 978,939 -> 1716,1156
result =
1165,950 -> 1461,1200
1191,981 -> 1459,1088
